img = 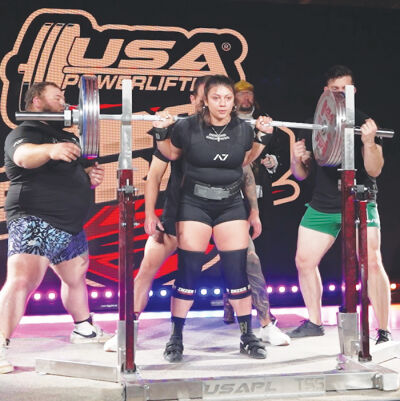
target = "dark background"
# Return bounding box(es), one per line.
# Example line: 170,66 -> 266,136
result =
0,0 -> 399,312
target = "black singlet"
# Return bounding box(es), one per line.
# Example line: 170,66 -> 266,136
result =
170,114 -> 254,187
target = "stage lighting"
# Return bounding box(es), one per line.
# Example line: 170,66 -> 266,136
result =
48,292 -> 56,300
160,289 -> 168,297
328,284 -> 336,292
105,290 -> 113,298
33,293 -> 41,301
200,288 -> 207,296
267,286 -> 273,293
278,286 -> 286,293
149,290 -> 153,297
291,285 -> 298,293
90,291 -> 99,299
213,288 -> 221,295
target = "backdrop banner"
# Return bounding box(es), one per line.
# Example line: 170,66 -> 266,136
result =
0,1 -> 399,311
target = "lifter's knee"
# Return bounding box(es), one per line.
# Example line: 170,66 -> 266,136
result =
173,249 -> 204,301
220,249 -> 251,300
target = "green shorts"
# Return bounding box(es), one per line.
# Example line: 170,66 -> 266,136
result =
300,203 -> 380,238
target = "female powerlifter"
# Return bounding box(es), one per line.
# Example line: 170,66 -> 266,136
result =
149,75 -> 273,362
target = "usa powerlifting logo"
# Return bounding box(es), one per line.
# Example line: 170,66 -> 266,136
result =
0,8 -> 248,130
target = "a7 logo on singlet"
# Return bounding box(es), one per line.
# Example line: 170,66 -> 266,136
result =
213,154 -> 229,161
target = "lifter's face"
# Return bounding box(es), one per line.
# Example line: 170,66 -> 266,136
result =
205,84 -> 235,125
324,75 -> 354,93
34,86 -> 65,113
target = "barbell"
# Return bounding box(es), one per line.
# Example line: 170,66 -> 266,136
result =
15,76 -> 394,166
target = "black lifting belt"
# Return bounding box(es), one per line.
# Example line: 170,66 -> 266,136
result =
183,177 -> 242,201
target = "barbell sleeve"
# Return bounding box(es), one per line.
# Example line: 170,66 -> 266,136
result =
15,111 -> 65,121
354,127 -> 394,138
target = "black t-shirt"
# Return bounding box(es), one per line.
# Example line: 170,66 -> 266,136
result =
170,114 -> 253,186
153,149 -> 183,219
298,110 -> 381,213
4,121 -> 93,234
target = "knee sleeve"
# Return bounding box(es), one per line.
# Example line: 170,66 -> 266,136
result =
220,248 -> 251,300
173,248 -> 205,300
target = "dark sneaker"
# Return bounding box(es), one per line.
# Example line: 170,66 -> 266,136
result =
240,333 -> 267,359
376,329 -> 392,345
223,293 -> 235,324
287,320 -> 324,338
163,336 -> 184,362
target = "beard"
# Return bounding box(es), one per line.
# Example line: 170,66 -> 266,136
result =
41,100 -> 66,130
238,104 -> 254,113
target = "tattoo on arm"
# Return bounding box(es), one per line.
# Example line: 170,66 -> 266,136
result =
243,165 -> 258,211
247,250 -> 270,321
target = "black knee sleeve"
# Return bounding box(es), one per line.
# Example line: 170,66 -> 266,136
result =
220,248 -> 251,300
173,248 -> 205,300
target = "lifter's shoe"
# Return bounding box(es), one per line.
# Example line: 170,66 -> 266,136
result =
240,333 -> 267,359
223,293 -> 235,324
163,336 -> 184,362
0,333 -> 13,374
376,329 -> 392,345
287,320 -> 324,338
70,321 -> 112,344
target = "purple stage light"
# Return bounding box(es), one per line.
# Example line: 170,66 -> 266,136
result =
291,285 -> 298,293
213,288 -> 221,295
160,289 -> 168,297
328,284 -> 336,292
200,288 -> 207,296
105,290 -> 113,298
91,291 -> 99,299
47,292 -> 56,300
267,286 -> 273,293
33,293 -> 41,301
278,286 -> 286,293
149,290 -> 153,297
